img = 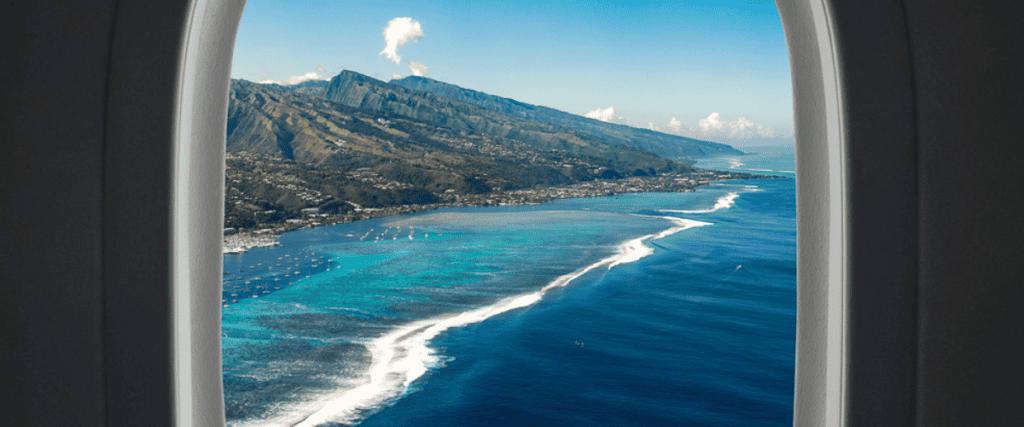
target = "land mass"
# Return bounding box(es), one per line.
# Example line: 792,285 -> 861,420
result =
388,75 -> 744,159
225,71 -> 771,251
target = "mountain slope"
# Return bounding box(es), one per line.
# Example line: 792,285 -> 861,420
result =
322,71 -> 741,161
224,78 -> 770,232
389,75 -> 744,159
320,71 -> 696,168
262,79 -> 329,97
227,79 -> 693,193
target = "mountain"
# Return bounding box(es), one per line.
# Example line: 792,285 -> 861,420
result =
322,71 -> 743,160
261,79 -> 329,97
389,75 -> 744,159
227,78 -> 695,190
318,71 -> 701,169
224,75 -> 777,232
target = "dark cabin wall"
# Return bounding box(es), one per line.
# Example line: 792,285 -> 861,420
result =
1,0 -> 189,426
831,1 -> 1024,425
829,0 -> 919,425
903,1 -> 1024,425
1,1 -> 117,425
1,1 -> 1023,426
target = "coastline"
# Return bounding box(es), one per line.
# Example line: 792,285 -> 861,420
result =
223,232 -> 281,254
222,169 -> 780,254
222,178 -> 796,426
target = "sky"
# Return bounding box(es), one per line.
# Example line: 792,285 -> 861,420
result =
231,0 -> 792,147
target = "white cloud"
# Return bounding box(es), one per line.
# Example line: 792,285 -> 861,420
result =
728,117 -> 756,138
577,108 -> 786,142
380,17 -> 424,64
756,125 -> 778,138
258,71 -> 329,86
408,60 -> 429,77
585,106 -> 618,123
726,117 -> 780,139
283,72 -> 329,85
666,112 -> 784,141
668,117 -> 683,133
698,112 -> 725,135
316,65 -> 327,72
667,117 -> 698,138
391,73 -> 402,80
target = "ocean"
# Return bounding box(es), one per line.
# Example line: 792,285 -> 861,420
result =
695,144 -> 796,179
222,146 -> 797,426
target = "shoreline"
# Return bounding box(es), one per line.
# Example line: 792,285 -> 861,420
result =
244,211 -> 715,427
222,171 -> 782,254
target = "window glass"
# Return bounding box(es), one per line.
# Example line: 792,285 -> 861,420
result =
224,1 -> 795,425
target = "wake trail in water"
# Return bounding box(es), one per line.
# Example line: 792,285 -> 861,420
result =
724,264 -> 742,281
251,216 -> 711,427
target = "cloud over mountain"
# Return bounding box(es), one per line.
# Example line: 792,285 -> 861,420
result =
408,60 -> 429,77
655,113 -> 783,142
585,106 -> 619,123
699,112 -> 726,134
668,117 -> 684,133
258,71 -> 329,86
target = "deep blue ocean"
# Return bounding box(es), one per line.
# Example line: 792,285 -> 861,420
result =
222,146 -> 797,426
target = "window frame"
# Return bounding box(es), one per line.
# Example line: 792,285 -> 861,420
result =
170,1 -> 849,425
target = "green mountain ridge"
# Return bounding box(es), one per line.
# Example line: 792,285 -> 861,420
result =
389,75 -> 744,159
323,70 -> 744,160
223,72 -> 764,233
228,77 -> 690,181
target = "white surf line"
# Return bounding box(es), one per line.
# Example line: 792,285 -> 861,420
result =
608,217 -> 713,269
285,216 -> 711,427
660,192 -> 741,214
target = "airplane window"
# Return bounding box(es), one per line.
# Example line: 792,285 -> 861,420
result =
220,1 -> 797,426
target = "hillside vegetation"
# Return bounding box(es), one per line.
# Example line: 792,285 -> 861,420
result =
224,72 -> 764,234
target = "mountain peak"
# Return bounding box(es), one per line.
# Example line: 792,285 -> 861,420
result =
391,74 -> 436,84
334,70 -> 385,84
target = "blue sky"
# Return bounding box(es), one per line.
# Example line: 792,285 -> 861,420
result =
231,0 -> 792,147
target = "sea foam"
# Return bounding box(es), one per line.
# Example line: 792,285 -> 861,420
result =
661,192 -> 741,214
258,215 -> 710,427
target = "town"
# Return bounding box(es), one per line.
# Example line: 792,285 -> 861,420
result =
223,150 -> 773,252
